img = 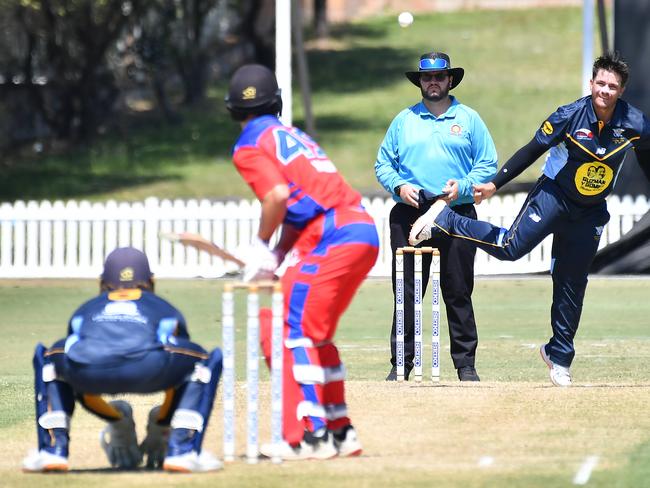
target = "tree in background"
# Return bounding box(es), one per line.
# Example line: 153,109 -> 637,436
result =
0,0 -> 146,146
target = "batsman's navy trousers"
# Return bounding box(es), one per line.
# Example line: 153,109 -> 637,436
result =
390,202 -> 479,372
435,176 -> 610,367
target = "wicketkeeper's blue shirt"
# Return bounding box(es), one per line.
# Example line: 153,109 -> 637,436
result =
375,96 -> 498,206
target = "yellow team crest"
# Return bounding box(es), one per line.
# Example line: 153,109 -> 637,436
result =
242,86 -> 257,100
119,266 -> 134,282
574,162 -> 613,195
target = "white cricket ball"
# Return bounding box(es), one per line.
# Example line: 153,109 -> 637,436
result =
398,11 -> 414,28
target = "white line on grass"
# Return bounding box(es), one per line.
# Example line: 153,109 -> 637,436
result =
573,455 -> 599,485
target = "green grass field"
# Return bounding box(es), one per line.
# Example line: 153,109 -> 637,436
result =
2,6 -> 592,202
2,277 -> 650,487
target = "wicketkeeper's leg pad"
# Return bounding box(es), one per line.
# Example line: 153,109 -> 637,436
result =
167,348 -> 222,456
33,342 -> 74,457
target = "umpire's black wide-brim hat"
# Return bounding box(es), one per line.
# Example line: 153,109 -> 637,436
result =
405,52 -> 465,89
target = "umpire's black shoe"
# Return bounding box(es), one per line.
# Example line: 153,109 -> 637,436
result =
385,365 -> 412,381
457,365 -> 480,382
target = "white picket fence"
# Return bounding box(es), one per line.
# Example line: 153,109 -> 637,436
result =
0,194 -> 648,279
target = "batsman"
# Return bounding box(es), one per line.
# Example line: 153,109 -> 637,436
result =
22,247 -> 223,473
225,64 -> 379,460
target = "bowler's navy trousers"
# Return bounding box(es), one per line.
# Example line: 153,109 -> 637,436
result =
435,176 -> 610,367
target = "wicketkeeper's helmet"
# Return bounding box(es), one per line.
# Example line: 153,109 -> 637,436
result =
101,247 -> 154,291
225,64 -> 282,120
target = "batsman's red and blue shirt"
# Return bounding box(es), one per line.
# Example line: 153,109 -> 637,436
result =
538,96 -> 650,206
232,115 -> 368,227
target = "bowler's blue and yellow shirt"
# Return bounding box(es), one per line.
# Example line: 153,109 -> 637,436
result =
538,96 -> 650,205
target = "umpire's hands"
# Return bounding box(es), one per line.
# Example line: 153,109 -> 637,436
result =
398,184 -> 421,207
473,182 -> 497,204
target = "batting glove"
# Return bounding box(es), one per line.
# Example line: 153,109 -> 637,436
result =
241,237 -> 279,282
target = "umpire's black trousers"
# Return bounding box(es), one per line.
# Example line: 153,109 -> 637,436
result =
389,202 -> 479,372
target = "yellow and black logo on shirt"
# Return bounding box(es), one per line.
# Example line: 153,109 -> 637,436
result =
574,162 -> 613,195
541,121 -> 553,135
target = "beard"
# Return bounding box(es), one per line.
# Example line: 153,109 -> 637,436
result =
420,83 -> 450,102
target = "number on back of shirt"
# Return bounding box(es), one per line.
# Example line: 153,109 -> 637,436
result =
274,128 -> 337,173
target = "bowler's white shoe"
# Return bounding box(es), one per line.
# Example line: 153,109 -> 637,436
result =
409,200 -> 447,245
163,450 -> 223,472
540,345 -> 572,387
22,449 -> 69,472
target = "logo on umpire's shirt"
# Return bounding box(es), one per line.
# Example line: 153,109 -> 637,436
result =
541,121 -> 553,135
574,162 -> 613,195
450,124 -> 462,136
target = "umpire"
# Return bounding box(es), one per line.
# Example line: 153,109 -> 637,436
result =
375,52 -> 497,381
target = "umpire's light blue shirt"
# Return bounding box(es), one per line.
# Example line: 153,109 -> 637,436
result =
375,97 -> 498,206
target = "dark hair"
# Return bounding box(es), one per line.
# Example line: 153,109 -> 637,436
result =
100,278 -> 154,293
592,52 -> 629,87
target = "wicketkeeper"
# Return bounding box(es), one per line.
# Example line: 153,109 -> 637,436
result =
22,247 -> 223,473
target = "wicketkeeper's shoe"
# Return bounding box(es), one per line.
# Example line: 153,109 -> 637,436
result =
409,200 -> 447,246
333,425 -> 363,457
540,344 -> 572,387
22,449 -> 69,472
99,400 -> 143,469
163,450 -> 223,473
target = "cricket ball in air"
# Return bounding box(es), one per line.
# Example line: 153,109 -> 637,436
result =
398,11 -> 414,28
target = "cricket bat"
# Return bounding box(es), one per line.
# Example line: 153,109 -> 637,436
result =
158,231 -> 245,267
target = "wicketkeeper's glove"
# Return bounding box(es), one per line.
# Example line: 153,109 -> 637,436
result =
139,405 -> 170,469
99,400 -> 142,469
